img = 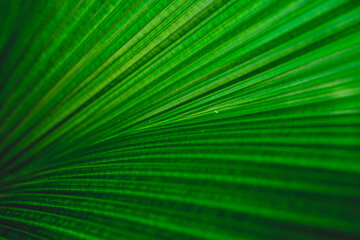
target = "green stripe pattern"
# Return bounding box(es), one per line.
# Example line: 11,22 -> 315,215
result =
0,0 -> 359,239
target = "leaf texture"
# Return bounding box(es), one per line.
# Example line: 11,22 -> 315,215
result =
0,0 -> 360,239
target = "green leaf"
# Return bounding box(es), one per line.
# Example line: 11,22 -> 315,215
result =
0,0 -> 359,239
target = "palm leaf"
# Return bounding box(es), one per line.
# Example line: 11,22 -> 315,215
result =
0,0 -> 359,239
